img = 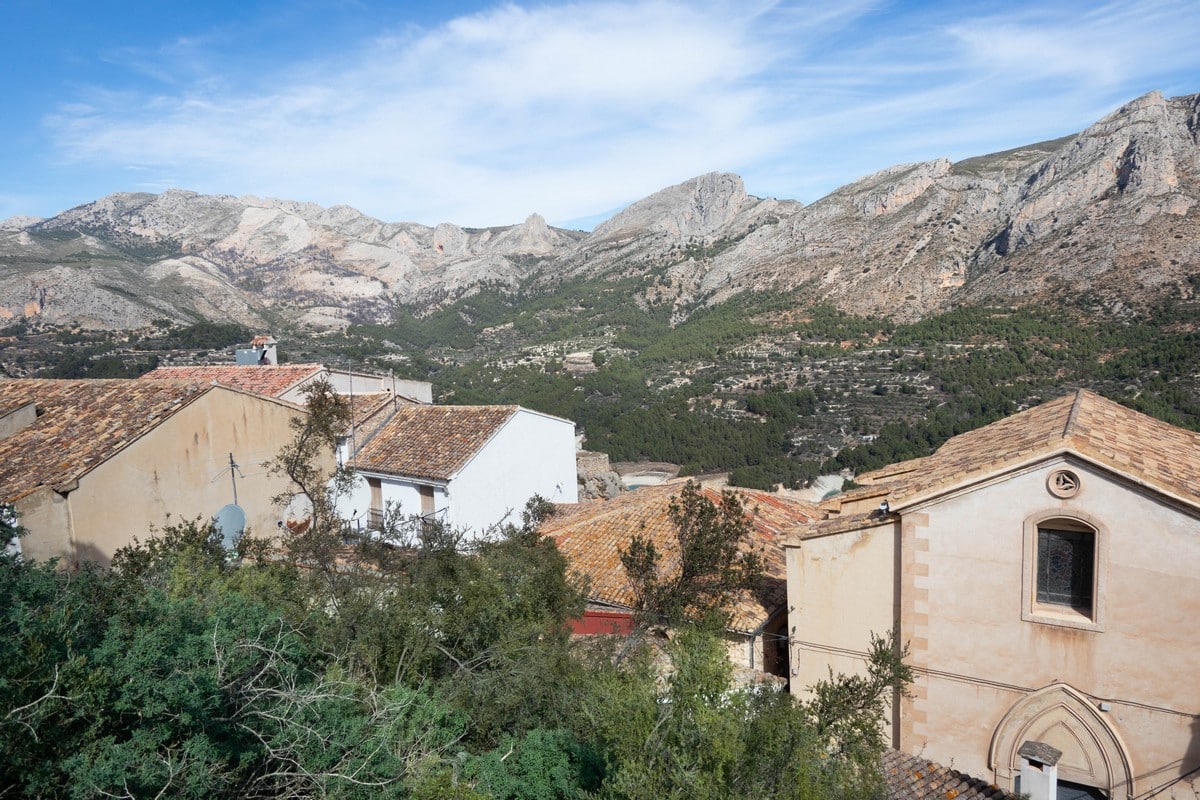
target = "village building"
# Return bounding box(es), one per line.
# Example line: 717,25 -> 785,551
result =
338,404 -> 579,539
784,390 -> 1200,800
141,362 -> 433,405
541,480 -> 820,680
0,378 -> 313,566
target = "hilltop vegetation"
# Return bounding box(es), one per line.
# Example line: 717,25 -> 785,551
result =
8,272 -> 1200,491
1,467 -> 906,799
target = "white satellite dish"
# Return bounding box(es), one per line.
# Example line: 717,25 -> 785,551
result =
213,503 -> 246,551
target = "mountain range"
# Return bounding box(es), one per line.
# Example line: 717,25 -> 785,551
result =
1,90 -> 1197,332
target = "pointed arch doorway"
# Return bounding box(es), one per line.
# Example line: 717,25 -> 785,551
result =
989,683 -> 1134,799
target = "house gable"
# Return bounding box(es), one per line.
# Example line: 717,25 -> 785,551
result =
72,384 -> 305,543
446,408 -> 579,530
858,390 -> 1200,514
0,379 -> 310,564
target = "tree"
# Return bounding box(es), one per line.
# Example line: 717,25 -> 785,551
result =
584,625 -> 900,800
269,377 -> 352,543
619,481 -> 765,628
1,503 -> 21,553
265,378 -> 390,625
805,627 -> 913,774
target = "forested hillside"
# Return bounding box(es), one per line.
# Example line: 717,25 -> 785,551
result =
8,270 -> 1200,491
3,90 -> 1197,489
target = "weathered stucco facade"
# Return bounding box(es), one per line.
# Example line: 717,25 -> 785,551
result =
786,391 -> 1200,799
1,379 -> 312,566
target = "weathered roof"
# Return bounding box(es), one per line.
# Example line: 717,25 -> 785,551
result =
140,364 -> 324,398
881,749 -> 1015,800
354,405 -> 520,481
859,389 -> 1200,510
346,392 -> 397,433
541,481 -> 821,634
0,378 -> 212,502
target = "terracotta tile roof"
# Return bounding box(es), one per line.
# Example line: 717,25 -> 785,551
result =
140,364 -> 324,398
0,378 -> 212,502
858,390 -> 1200,510
881,749 -> 1015,800
354,405 -> 519,481
338,393 -> 406,449
541,481 -> 821,633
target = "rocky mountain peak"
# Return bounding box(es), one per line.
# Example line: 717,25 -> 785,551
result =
591,172 -> 757,241
851,159 -> 953,217
0,216 -> 41,231
0,90 -> 1195,332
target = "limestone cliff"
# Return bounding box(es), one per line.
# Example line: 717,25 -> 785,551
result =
0,90 -> 1196,330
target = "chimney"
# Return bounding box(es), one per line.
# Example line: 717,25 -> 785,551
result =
236,335 -> 278,366
1018,740 -> 1063,800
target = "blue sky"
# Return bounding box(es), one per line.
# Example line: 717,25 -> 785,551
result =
2,1 -> 1197,229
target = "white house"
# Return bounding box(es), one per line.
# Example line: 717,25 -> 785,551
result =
142,363 -> 433,405
338,404 -> 578,539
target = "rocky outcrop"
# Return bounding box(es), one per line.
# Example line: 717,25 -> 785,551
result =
577,450 -> 624,500
1,192 -> 586,329
591,172 -> 761,241
1,90 -> 1196,330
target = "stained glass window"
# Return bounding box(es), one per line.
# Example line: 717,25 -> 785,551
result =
1036,527 -> 1094,612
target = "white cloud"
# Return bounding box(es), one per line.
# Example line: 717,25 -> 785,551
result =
41,0 -> 1200,226
47,1 -> 792,225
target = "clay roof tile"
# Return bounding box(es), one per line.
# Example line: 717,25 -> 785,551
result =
354,405 -> 520,481
0,378 -> 212,502
140,364 -> 324,398
859,390 -> 1200,509
541,481 -> 820,633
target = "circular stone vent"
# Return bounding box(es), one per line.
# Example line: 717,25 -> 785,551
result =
1047,469 -> 1081,498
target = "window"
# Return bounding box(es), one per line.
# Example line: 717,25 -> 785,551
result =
1036,526 -> 1094,612
1022,512 -> 1105,631
419,484 -> 435,516
367,477 -> 383,529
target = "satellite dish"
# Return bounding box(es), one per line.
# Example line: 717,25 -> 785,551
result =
213,503 -> 246,551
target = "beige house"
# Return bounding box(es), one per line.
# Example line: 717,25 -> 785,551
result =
784,390 -> 1200,800
0,378 -> 310,566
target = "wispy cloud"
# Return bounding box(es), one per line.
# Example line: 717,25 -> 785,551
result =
38,0 -> 1200,227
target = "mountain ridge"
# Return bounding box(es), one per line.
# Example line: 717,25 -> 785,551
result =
1,90 -> 1196,331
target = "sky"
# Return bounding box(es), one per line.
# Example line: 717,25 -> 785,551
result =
1,1 -> 1197,230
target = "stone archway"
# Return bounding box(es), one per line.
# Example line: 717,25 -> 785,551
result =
989,683 -> 1134,799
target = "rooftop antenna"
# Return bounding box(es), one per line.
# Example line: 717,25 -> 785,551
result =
212,452 -> 245,505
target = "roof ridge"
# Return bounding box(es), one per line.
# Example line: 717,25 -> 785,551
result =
354,401 -> 403,453
1063,387 -> 1086,438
